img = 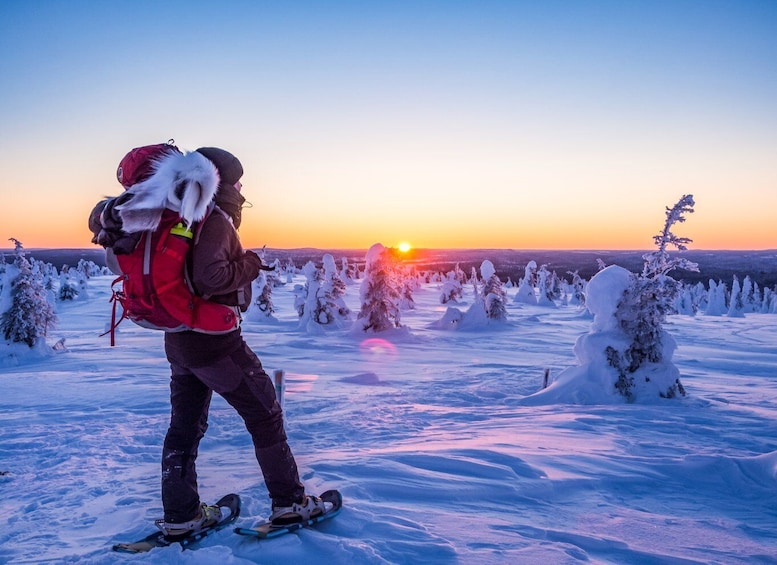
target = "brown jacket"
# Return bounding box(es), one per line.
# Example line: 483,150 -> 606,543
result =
191,203 -> 261,311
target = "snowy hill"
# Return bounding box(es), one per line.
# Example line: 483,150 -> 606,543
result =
1,271 -> 776,564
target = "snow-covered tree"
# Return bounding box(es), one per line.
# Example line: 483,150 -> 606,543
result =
340,257 -> 357,284
536,264 -> 557,308
440,271 -> 464,304
292,283 -> 306,317
249,270 -> 276,321
764,287 -> 777,314
355,243 -> 401,333
567,271 -> 586,307
704,280 -> 728,316
321,254 -> 352,323
298,261 -> 325,328
607,194 -> 698,400
399,278 -> 416,310
741,276 -> 759,313
1,239 -> 57,347
513,261 -> 537,305
726,276 -> 745,318
480,260 -> 507,321
674,283 -> 696,316
57,272 -> 79,301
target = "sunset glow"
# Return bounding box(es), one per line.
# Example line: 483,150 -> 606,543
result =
398,242 -> 412,253
0,3 -> 775,251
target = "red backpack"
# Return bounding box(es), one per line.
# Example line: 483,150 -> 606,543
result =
117,142 -> 180,188
102,141 -> 239,344
106,208 -> 239,344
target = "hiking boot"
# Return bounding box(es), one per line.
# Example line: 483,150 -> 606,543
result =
156,502 -> 228,538
269,494 -> 328,526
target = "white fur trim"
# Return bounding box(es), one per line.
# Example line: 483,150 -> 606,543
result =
116,151 -> 220,233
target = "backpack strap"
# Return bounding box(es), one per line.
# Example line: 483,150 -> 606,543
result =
182,203 -> 218,299
100,274 -> 129,346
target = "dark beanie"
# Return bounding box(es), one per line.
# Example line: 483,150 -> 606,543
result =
196,147 -> 244,186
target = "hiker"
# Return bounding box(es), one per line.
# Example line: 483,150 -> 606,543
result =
89,144 -> 326,537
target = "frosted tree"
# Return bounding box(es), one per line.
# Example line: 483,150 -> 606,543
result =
567,271 -> 586,307
73,269 -> 89,300
480,260 -> 507,321
321,254 -> 351,323
674,283 -> 695,316
292,283 -> 306,317
355,243 -> 401,333
763,287 -> 777,314
607,194 -> 698,400
58,272 -> 79,301
536,264 -> 557,308
513,261 -> 537,305
440,271 -> 463,304
741,276 -> 759,313
76,259 -> 102,278
282,258 -> 297,283
251,271 -> 275,320
298,261 -> 325,328
726,276 -> 745,318
340,257 -> 357,284
704,280 -> 727,316
453,263 -> 467,284
1,239 -> 57,347
399,278 -> 416,310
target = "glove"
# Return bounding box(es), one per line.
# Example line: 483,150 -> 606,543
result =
245,249 -> 275,271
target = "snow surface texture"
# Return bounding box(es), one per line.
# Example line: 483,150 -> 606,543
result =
1,273 -> 776,564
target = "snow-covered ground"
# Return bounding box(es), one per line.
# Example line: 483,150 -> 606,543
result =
1,271 -> 776,564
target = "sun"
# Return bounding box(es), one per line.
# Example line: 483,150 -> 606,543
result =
397,242 -> 412,253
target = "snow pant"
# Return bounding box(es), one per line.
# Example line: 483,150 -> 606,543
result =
161,340 -> 304,523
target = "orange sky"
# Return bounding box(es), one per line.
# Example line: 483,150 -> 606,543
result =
1,2 -> 775,251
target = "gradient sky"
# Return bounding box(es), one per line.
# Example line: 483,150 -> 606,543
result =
1,0 -> 775,251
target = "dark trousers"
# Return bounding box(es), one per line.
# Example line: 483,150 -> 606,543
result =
162,340 -> 304,522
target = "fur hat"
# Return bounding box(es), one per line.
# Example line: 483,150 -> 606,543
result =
196,147 -> 244,186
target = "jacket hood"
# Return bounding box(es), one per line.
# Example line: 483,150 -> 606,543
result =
115,150 -> 219,233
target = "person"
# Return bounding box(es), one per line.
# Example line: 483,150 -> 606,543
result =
90,145 -> 326,537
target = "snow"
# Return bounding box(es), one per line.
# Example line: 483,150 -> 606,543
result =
1,270 -> 777,564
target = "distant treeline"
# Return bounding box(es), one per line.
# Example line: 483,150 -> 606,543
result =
6,248 -> 777,289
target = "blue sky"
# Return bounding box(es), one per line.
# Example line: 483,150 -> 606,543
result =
1,0 -> 775,249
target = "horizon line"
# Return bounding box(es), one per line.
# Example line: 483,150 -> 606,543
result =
6,247 -> 777,253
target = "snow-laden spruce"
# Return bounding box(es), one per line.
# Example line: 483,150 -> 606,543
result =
353,243 -> 403,333
0,239 -> 56,349
527,195 -> 698,404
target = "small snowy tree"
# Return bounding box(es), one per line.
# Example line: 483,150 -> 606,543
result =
250,271 -> 276,320
513,261 -> 537,305
567,271 -> 586,307
1,239 -> 57,347
320,254 -> 352,324
440,271 -> 463,304
298,261 -> 334,329
726,276 -> 745,318
704,280 -> 728,316
536,264 -> 557,308
480,260 -> 507,321
607,195 -> 698,400
57,272 -> 79,301
355,243 -> 401,333
399,278 -> 416,310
